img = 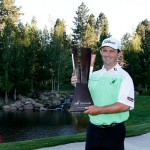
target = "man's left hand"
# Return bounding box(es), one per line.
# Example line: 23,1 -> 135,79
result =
84,105 -> 101,115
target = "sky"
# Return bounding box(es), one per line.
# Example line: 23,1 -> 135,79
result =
15,0 -> 150,41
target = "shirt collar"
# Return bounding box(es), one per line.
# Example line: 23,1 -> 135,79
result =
102,63 -> 121,72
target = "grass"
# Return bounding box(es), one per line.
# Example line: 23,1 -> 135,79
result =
0,95 -> 150,150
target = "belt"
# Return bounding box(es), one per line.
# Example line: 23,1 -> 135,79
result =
93,122 -> 123,129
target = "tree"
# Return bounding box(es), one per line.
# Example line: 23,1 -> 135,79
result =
82,23 -> 98,53
136,19 -> 150,90
0,0 -> 21,28
0,19 -> 15,104
96,13 -> 109,45
88,14 -> 96,29
95,13 -> 109,69
122,33 -> 143,86
72,2 -> 89,47
50,19 -> 71,91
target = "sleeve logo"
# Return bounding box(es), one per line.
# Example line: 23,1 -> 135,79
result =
127,97 -> 134,102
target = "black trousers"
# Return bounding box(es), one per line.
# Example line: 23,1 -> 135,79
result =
85,122 -> 125,150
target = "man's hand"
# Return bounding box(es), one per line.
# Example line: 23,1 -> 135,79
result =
71,73 -> 77,87
83,102 -> 130,115
84,105 -> 101,115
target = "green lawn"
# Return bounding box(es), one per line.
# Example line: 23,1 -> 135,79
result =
0,96 -> 150,150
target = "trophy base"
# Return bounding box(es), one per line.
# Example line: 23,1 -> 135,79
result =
69,83 -> 93,112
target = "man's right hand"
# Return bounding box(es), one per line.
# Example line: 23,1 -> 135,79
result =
71,73 -> 77,87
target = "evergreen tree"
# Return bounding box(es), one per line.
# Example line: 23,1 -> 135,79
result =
95,13 -> 109,69
50,19 -> 71,91
82,23 -> 98,53
72,2 -> 89,47
96,13 -> 109,45
122,33 -> 142,87
0,19 -> 15,103
88,14 -> 96,29
136,19 -> 150,90
0,0 -> 21,28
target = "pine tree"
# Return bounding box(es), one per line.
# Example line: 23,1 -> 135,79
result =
96,13 -> 109,45
82,23 -> 98,53
0,0 -> 21,28
51,19 -> 71,91
135,19 -> 150,90
0,19 -> 15,103
72,2 -> 89,47
88,14 -> 96,29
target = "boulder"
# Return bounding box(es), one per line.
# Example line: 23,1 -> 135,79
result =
24,103 -> 34,110
33,103 -> 43,108
55,93 -> 60,98
40,95 -> 49,101
39,107 -> 47,111
135,91 -> 139,96
52,100 -> 61,107
3,105 -> 11,110
10,103 -> 16,107
18,107 -> 24,111
10,106 -> 17,110
15,100 -> 24,108
24,101 -> 31,105
30,99 -> 36,105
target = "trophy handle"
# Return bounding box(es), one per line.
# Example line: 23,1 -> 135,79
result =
90,54 -> 96,74
72,48 -> 81,83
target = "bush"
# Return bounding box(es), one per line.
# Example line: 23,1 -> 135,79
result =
141,90 -> 150,96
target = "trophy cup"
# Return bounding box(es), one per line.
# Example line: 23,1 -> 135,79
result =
69,48 -> 96,112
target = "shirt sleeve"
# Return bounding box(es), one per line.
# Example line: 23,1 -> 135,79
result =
117,75 -> 135,110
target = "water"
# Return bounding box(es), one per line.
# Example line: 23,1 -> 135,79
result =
0,110 -> 89,143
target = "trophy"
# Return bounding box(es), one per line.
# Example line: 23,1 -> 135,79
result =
69,48 -> 96,112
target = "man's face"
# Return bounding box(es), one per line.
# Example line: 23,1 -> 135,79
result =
100,46 -> 119,66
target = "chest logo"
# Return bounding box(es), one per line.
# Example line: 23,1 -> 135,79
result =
110,78 -> 117,85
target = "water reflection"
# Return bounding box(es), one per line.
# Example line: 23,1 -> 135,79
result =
0,110 -> 89,143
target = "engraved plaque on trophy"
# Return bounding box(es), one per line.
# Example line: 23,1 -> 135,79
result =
70,48 -> 96,112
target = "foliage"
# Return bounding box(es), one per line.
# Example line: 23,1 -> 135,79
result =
122,19 -> 150,91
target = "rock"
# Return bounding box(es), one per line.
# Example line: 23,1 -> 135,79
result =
33,103 -> 43,108
10,103 -> 17,110
34,107 -> 40,111
15,100 -> 24,108
135,91 -> 139,96
39,107 -> 47,111
40,95 -> 49,101
18,107 -> 24,111
24,103 -> 34,110
10,103 -> 16,107
3,105 -> 11,110
24,101 -> 31,105
30,99 -> 36,105
11,106 -> 17,110
60,98 -> 64,102
52,100 -> 61,106
17,94 -> 22,100
20,96 -> 27,103
55,93 -> 60,98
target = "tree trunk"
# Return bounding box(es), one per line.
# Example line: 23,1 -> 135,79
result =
54,79 -> 55,91
5,91 -> 8,104
14,88 -> 16,101
145,84 -> 148,91
57,69 -> 60,92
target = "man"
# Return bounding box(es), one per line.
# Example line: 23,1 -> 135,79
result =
71,37 -> 134,150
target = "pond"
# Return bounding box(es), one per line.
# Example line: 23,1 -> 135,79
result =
0,110 -> 89,143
